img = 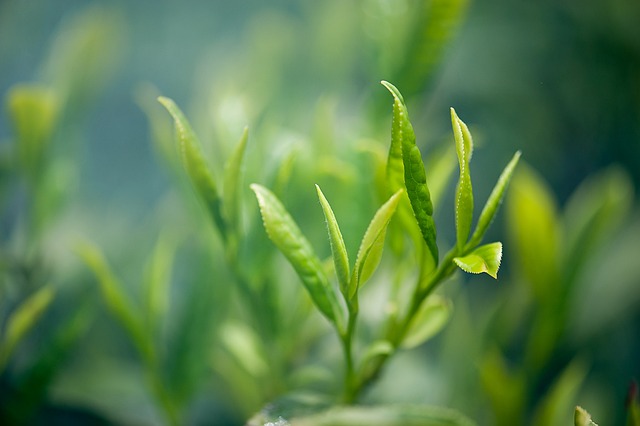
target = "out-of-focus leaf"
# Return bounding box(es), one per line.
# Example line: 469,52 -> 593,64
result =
158,96 -> 227,241
6,84 -> 59,183
574,406 -> 598,426
468,151 -> 521,248
451,108 -> 474,250
223,127 -> 249,236
251,184 -> 346,332
316,185 -> 350,297
506,165 -> 560,301
351,190 -> 403,297
76,242 -> 149,358
0,285 -> 55,370
532,359 -> 588,426
381,81 -> 438,264
479,348 -> 526,426
453,242 -> 502,279
143,233 -> 175,331
285,404 -> 476,426
359,340 -> 394,371
402,295 -> 452,349
220,322 -> 268,378
627,381 -> 640,426
563,166 -> 633,282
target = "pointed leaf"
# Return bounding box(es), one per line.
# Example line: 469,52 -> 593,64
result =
316,185 -> 350,297
451,108 -> 474,249
0,285 -> 55,370
76,242 -> 149,358
381,81 -> 438,264
402,295 -> 452,349
468,151 -> 521,248
158,96 -> 227,240
454,242 -> 502,279
251,184 -> 346,332
574,407 -> 598,426
351,189 -> 403,297
223,127 -> 249,235
143,232 -> 175,329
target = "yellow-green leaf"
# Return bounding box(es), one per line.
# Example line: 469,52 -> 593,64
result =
0,285 -> 55,370
158,96 -> 227,240
251,184 -> 346,332
451,108 -> 474,249
574,406 -> 598,426
453,242 -> 503,279
316,185 -> 350,297
223,127 -> 249,236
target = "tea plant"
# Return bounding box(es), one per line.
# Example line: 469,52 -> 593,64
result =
248,81 -> 520,419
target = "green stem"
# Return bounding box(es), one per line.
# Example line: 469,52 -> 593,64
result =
341,297 -> 359,404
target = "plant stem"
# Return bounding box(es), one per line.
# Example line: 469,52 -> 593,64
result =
341,297 -> 359,404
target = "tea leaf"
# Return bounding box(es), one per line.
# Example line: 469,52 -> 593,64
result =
143,232 -> 175,329
251,184 -> 346,332
223,127 -> 249,236
451,108 -> 474,249
532,359 -> 588,426
381,81 -> 438,264
402,295 -> 452,349
220,322 -> 268,378
77,242 -> 149,357
158,96 -> 227,240
468,151 -> 521,248
316,185 -> 350,297
453,242 -> 502,279
479,348 -> 527,426
360,340 -> 394,370
351,189 -> 403,297
574,406 -> 598,426
0,285 -> 55,370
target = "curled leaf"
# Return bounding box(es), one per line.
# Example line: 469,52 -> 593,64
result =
454,242 -> 503,279
251,184 -> 346,332
451,108 -> 474,249
382,81 -> 438,264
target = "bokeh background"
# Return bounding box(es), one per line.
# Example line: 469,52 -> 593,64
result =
1,0 -> 639,425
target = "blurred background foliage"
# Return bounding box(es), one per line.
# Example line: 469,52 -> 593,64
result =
1,0 -> 639,425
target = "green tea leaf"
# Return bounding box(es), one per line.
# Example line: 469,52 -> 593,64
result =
381,81 -> 438,264
479,348 -> 527,426
223,127 -> 249,236
402,295 -> 452,349
0,285 -> 55,370
351,189 -> 403,297
468,151 -> 521,248
220,322 -> 268,378
574,406 -> 598,426
359,340 -> 394,371
453,242 -> 502,279
158,96 -> 227,240
316,185 -> 350,297
451,108 -> 473,249
76,242 -> 149,358
251,184 -> 346,332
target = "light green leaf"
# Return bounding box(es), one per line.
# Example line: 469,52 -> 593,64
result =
316,185 -> 350,297
251,184 -> 346,332
223,127 -> 249,236
453,242 -> 502,279
451,108 -> 474,249
0,285 -> 55,370
76,242 -> 149,358
402,295 -> 452,349
479,348 -> 527,426
6,84 -> 59,182
574,406 -> 598,426
359,340 -> 394,371
220,322 -> 268,378
381,81 -> 438,264
158,96 -> 227,240
468,151 -> 521,248
351,189 -> 403,297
